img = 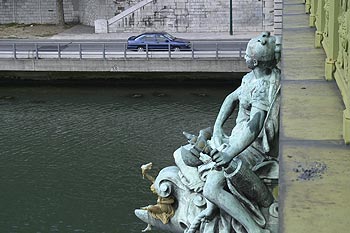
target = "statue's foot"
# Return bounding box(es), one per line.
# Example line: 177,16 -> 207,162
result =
141,224 -> 152,232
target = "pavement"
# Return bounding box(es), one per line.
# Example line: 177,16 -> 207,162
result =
280,1 -> 350,233
50,24 -> 260,41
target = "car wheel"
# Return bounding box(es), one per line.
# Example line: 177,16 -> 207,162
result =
137,47 -> 144,52
174,47 -> 181,52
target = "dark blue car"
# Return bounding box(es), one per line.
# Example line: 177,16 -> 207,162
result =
127,32 -> 191,52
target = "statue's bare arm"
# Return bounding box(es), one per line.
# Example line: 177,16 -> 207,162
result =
212,88 -> 240,147
213,106 -> 267,167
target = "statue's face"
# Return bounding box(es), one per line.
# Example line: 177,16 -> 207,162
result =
245,53 -> 257,69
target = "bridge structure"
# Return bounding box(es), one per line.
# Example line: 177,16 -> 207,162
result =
0,40 -> 249,80
0,40 -> 252,80
280,1 -> 350,233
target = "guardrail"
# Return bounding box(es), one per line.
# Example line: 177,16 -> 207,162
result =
0,41 -> 247,60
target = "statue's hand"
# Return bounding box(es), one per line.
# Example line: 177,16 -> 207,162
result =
212,151 -> 233,168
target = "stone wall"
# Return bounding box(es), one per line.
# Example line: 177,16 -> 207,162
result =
0,0 -> 14,24
79,0 -> 115,26
233,0 -> 268,31
0,0 -> 275,33
109,0 -> 274,33
0,0 -> 79,24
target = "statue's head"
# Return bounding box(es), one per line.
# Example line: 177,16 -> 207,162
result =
245,32 -> 281,70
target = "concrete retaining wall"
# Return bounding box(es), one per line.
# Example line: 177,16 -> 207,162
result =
0,58 -> 248,73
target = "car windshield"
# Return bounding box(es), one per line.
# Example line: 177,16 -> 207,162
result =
136,34 -> 154,41
164,33 -> 175,40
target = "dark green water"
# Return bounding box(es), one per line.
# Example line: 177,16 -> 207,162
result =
0,84 -> 237,233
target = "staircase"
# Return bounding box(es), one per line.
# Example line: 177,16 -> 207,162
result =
94,0 -> 156,33
108,0 -> 154,31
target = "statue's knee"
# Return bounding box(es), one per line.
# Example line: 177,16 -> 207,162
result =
203,170 -> 225,201
203,181 -> 220,201
203,183 -> 214,200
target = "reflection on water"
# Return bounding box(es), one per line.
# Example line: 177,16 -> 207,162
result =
0,84 -> 238,233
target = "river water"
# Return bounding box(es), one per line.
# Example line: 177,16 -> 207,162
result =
0,83 -> 239,233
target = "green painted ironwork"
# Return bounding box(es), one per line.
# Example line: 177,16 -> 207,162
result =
309,0 -> 317,27
305,0 -> 311,13
308,0 -> 350,144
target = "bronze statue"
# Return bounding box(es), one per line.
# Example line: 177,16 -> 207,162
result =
135,32 -> 281,233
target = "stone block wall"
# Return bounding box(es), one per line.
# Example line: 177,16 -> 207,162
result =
64,0 -> 80,23
233,0 -> 263,31
79,0 -> 115,26
0,0 -> 275,33
109,0 -> 275,33
0,0 -> 79,24
0,0 -> 14,24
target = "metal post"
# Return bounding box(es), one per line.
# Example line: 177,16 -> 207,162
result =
146,44 -> 149,60
168,44 -> 171,59
229,0 -> 233,35
124,43 -> 127,59
216,43 -> 219,59
239,43 -> 242,58
79,43 -> 82,60
35,43 -> 38,59
58,43 -> 61,59
191,42 -> 194,59
13,43 -> 16,59
103,43 -> 106,60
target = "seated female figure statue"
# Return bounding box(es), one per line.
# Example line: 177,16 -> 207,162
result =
199,32 -> 281,233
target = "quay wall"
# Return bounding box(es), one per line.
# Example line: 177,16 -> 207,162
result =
0,0 -> 275,33
0,58 -> 249,75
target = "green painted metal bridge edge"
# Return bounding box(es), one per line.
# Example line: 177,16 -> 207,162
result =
304,0 -> 350,144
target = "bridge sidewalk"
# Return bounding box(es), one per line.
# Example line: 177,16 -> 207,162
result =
280,0 -> 350,233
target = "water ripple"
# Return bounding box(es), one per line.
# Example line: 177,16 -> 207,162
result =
0,85 -> 236,232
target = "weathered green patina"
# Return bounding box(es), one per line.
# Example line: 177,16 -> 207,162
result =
135,32 -> 281,233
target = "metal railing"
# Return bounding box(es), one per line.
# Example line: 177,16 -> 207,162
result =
0,41 -> 247,60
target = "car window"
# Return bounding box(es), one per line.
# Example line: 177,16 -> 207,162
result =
135,35 -> 145,41
156,35 -> 168,42
136,35 -> 155,42
164,33 -> 175,40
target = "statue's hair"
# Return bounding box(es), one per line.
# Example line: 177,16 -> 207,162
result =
247,32 -> 281,65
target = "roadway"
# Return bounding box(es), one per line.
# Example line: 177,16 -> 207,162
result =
0,39 -> 248,59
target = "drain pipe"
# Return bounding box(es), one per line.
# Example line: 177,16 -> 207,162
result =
39,0 -> 43,24
229,0 -> 233,35
12,0 -> 16,23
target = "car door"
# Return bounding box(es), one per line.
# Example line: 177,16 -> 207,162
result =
134,34 -> 154,50
155,34 -> 169,51
143,34 -> 157,50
